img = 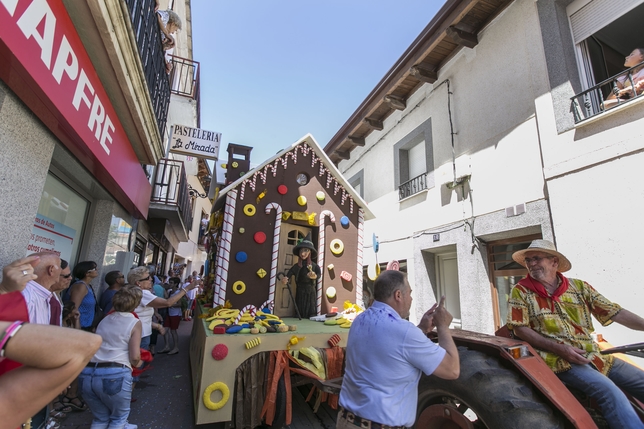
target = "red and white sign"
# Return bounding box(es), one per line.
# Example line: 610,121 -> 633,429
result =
0,0 -> 151,218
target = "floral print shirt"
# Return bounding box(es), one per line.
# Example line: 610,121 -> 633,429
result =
507,278 -> 621,374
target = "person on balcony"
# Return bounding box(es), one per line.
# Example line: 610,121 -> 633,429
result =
603,48 -> 644,109
156,7 -> 182,73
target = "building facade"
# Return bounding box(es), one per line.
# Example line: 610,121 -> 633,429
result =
325,0 -> 644,346
0,0 -> 211,293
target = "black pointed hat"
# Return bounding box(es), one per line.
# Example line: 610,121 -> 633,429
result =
292,232 -> 316,256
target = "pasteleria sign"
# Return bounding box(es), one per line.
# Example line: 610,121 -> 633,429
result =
169,125 -> 221,160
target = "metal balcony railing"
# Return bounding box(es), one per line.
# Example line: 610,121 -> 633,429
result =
399,173 -> 428,200
168,55 -> 201,126
124,0 -> 171,137
571,60 -> 644,123
151,159 -> 193,230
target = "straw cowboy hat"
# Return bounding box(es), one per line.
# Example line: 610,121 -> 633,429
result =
292,233 -> 316,256
511,239 -> 572,272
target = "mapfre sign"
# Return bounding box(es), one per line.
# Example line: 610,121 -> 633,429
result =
169,125 -> 221,161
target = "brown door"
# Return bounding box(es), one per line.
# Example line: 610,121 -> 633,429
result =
274,225 -> 312,317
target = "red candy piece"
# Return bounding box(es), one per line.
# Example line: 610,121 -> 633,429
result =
212,343 -> 228,360
340,271 -> 353,282
254,231 -> 266,244
328,334 -> 341,348
277,184 -> 288,195
213,326 -> 226,335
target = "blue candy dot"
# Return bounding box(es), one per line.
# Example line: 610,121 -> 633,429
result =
236,251 -> 248,263
340,216 -> 350,227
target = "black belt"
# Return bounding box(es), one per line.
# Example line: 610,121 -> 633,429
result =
339,407 -> 408,429
86,362 -> 128,369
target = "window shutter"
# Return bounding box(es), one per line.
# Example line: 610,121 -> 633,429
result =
569,0 -> 644,44
408,141 -> 426,179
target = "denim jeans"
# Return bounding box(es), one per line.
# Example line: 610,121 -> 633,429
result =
557,359 -> 644,429
79,366 -> 133,429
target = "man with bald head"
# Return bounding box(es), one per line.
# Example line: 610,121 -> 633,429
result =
21,252 -> 61,324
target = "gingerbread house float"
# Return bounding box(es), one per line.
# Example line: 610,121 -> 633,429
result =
209,134 -> 374,316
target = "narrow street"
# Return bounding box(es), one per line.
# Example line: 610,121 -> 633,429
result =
61,320 -> 337,429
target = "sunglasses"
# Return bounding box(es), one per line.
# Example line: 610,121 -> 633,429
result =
60,273 -> 72,279
139,276 -> 151,282
87,268 -> 97,272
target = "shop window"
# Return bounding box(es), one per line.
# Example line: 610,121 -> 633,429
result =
30,173 -> 89,264
569,0 -> 644,120
104,215 -> 133,267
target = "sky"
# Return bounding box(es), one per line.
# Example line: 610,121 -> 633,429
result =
192,1 -> 447,167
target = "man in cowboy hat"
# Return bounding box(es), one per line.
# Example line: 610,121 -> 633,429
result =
507,239 -> 644,428
279,233 -> 321,318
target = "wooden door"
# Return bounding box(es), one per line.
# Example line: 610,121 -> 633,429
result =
274,224 -> 311,317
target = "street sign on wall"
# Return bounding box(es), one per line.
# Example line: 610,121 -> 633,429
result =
169,125 -> 221,161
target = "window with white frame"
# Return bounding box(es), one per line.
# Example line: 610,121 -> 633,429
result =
569,0 -> 644,120
394,118 -> 433,200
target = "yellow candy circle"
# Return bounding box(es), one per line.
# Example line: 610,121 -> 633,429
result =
243,204 -> 256,216
297,195 -> 307,206
326,286 -> 336,299
316,191 -> 325,201
203,381 -> 230,410
232,161 -> 239,168
330,239 -> 344,255
232,281 -> 246,294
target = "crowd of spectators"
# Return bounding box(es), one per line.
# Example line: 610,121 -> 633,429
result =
0,253 -> 202,429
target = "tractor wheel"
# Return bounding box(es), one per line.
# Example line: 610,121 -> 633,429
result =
416,347 -> 565,429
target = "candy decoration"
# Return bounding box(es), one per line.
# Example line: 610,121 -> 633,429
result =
235,252 -> 248,263
203,382 -> 230,410
254,231 -> 266,244
212,344 -> 228,360
356,208 -> 365,307
340,271 -> 352,282
287,335 -> 306,350
234,305 -> 258,325
308,213 -> 316,225
213,326 -> 226,335
232,161 -> 239,168
328,334 -> 341,348
243,204 -> 256,216
232,281 -> 246,294
277,184 -> 288,195
282,211 -> 292,220
297,195 -> 307,206
226,325 -> 243,334
289,325 -> 297,331
326,286 -> 336,299
264,203 -> 282,311
277,324 -> 289,333
250,327 -> 259,334
256,189 -> 267,205
317,210 -> 336,315
386,260 -> 400,271
245,337 -> 261,349
257,268 -> 267,278
327,264 -> 334,271
215,190 -> 237,305
330,239 -> 344,255
341,216 -> 350,227
316,191 -> 325,201
239,227 -> 245,234
292,211 -> 308,221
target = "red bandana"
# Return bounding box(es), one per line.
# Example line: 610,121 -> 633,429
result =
518,272 -> 569,302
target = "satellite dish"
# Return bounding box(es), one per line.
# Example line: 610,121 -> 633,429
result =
372,233 -> 379,253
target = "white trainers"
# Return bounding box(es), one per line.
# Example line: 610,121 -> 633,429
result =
125,423 -> 138,429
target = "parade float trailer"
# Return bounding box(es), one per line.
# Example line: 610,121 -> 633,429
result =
190,134 -> 374,426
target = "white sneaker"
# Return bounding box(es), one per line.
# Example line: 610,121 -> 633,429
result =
125,424 -> 138,429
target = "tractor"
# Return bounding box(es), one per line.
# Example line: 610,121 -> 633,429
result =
413,328 -> 644,428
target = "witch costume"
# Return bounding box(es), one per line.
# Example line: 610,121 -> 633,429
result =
282,234 -> 321,318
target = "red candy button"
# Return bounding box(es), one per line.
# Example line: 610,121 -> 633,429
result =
277,185 -> 288,195
254,231 -> 266,244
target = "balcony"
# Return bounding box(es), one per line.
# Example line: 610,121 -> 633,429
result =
399,173 -> 428,200
148,159 -> 193,242
571,61 -> 644,123
169,55 -> 201,127
125,0 -> 171,138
